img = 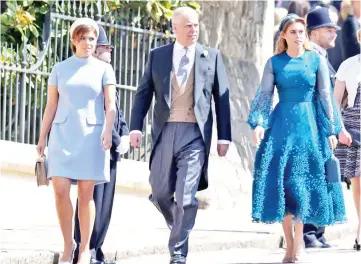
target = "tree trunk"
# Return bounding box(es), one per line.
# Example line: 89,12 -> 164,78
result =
196,0 -> 274,210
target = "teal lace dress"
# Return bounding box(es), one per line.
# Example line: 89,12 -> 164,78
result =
248,50 -> 346,225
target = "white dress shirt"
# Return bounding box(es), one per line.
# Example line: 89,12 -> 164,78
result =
173,41 -> 196,86
130,41 -> 230,145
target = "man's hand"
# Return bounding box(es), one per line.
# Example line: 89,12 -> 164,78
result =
338,129 -> 352,146
217,144 -> 229,157
130,133 -> 142,148
253,126 -> 265,146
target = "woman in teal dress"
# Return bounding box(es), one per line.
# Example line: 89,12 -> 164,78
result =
248,14 -> 346,263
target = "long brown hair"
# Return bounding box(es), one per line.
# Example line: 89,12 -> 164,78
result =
275,17 -> 312,55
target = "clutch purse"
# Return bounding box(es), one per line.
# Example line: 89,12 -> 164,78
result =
325,154 -> 341,183
35,155 -> 49,186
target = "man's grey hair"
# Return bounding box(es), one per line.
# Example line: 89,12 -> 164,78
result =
171,6 -> 198,24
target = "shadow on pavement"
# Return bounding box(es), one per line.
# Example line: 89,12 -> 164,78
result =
156,227 -> 273,235
227,262 -> 282,264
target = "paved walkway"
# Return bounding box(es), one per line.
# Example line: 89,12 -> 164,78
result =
122,235 -> 361,264
0,171 -> 358,263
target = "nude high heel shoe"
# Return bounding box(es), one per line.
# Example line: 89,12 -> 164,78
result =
58,242 -> 77,264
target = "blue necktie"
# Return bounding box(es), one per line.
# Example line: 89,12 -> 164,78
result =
176,47 -> 189,86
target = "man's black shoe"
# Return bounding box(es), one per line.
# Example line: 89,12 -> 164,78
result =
318,237 -> 332,248
305,240 -> 324,248
170,254 -> 186,264
321,242 -> 332,248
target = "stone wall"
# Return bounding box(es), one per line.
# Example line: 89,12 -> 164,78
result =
196,0 -> 274,209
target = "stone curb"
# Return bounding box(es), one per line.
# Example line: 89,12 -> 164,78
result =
0,223 -> 357,263
0,234 -> 282,264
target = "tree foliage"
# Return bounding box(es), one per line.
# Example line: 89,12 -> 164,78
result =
0,0 -> 201,48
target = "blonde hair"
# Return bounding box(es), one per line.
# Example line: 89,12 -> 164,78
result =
275,17 -> 312,55
275,7 -> 288,26
341,0 -> 353,18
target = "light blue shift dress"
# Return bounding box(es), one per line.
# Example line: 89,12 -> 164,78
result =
47,55 -> 116,184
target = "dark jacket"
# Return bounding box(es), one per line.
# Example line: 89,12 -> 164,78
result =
312,43 -> 336,87
110,91 -> 129,162
130,42 -> 232,191
342,15 -> 360,60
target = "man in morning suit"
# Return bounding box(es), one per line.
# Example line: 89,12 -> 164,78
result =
129,7 -> 231,264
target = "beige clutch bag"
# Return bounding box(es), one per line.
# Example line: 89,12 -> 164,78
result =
35,155 -> 49,186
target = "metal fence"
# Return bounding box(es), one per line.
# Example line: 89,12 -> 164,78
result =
0,0 -> 174,161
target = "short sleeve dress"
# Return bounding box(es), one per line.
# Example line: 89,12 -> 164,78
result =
47,55 -> 116,184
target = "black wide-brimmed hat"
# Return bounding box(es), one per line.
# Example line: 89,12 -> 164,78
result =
306,7 -> 340,31
97,25 -> 113,48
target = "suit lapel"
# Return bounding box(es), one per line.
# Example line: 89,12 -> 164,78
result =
194,43 -> 205,106
162,43 -> 174,109
327,59 -> 336,75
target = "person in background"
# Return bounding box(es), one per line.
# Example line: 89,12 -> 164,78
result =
73,24 -> 129,264
337,0 -> 353,25
288,0 -> 312,17
327,0 -> 354,71
334,29 -> 361,251
273,0 -> 311,52
304,6 -> 340,249
274,7 -> 289,50
327,5 -> 345,71
342,0 -> 361,59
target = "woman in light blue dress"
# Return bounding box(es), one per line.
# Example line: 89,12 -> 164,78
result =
37,18 -> 116,264
248,14 -> 346,263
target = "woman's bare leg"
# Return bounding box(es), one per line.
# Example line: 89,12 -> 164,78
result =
351,177 -> 361,242
282,215 -> 294,263
52,176 -> 74,261
293,223 -> 304,261
77,180 -> 96,264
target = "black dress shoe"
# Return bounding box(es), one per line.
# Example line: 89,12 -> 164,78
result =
318,237 -> 332,248
91,259 -> 116,264
305,240 -> 324,248
321,242 -> 332,248
170,255 -> 186,264
354,239 -> 360,251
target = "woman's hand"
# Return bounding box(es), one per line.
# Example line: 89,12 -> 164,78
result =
328,135 -> 338,150
338,129 -> 352,146
101,130 -> 112,151
36,138 -> 46,157
253,126 -> 265,146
